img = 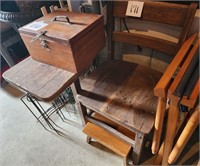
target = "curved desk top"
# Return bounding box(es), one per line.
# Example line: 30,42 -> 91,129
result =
3,57 -> 78,101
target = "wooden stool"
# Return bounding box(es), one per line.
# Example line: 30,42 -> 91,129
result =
83,122 -> 131,166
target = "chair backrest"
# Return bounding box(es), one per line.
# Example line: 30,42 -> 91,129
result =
107,1 -> 197,60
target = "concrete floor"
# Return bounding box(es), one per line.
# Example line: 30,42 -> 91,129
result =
0,83 -> 199,166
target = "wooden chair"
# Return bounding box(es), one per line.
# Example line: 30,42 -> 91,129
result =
72,1 -> 197,165
154,33 -> 199,165
161,35 -> 199,165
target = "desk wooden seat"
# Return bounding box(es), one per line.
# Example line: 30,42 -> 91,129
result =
78,60 -> 162,134
3,57 -> 78,101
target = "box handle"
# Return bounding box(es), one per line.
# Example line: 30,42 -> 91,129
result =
52,16 -> 72,24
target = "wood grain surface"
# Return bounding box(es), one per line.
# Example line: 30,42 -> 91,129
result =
3,57 -> 78,101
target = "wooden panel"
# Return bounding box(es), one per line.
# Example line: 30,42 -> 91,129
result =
113,1 -> 189,26
78,60 -> 162,134
2,57 -> 77,101
83,122 -> 131,157
117,125 -> 135,140
20,34 -> 76,73
113,31 -> 178,55
93,113 -> 118,128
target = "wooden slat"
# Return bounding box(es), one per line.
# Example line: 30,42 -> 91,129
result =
113,31 -> 178,55
113,1 -> 190,26
93,113 -> 136,140
154,33 -> 198,98
93,113 -> 118,128
83,122 -> 131,157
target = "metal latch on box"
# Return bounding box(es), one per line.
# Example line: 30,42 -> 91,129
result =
31,31 -> 48,48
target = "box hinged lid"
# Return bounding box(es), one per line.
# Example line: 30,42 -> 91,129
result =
19,11 -> 104,45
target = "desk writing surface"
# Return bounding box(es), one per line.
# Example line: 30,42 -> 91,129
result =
3,57 -> 77,101
77,60 -> 162,134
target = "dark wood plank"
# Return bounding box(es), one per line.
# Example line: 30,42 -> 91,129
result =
113,32 -> 178,55
3,57 -> 78,101
114,1 -> 193,26
78,60 -> 162,134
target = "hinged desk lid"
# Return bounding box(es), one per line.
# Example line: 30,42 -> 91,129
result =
19,11 -> 103,45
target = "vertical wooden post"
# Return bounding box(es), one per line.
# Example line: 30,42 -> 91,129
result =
41,6 -> 48,16
152,97 -> 167,154
70,79 -> 87,126
133,132 -> 145,165
67,0 -> 72,11
59,0 -> 65,8
49,5 -> 55,13
162,99 -> 179,165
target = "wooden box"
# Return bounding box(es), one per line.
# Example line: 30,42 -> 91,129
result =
19,11 -> 105,73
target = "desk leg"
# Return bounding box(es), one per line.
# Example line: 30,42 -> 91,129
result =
71,79 -> 87,126
133,132 -> 145,165
162,100 -> 179,165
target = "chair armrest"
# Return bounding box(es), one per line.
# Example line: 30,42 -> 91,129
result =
154,33 -> 198,98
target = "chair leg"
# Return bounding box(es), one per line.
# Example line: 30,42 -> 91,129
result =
162,100 -> 179,165
86,136 -> 92,144
133,132 -> 145,165
123,156 -> 129,166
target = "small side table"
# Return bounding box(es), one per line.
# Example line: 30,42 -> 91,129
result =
3,57 -> 80,132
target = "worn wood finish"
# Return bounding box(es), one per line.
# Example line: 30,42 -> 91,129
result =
78,60 -> 162,134
83,122 -> 131,158
19,11 -> 105,73
3,57 -> 77,101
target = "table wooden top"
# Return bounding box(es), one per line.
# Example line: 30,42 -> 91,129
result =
3,57 -> 78,101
